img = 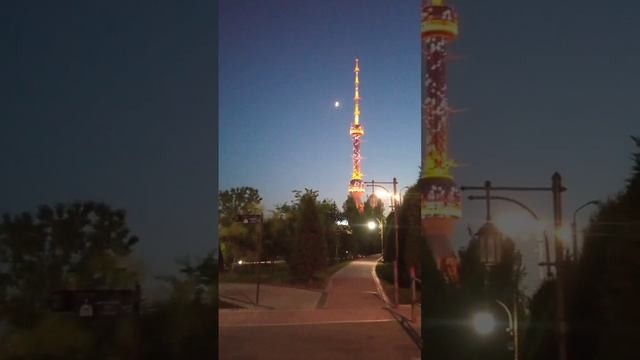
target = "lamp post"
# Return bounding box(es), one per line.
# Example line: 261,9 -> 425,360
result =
399,185 -> 411,206
462,173 -> 568,360
473,215 -> 521,360
571,200 -> 600,261
467,195 -> 553,279
365,178 -> 400,307
367,218 -> 384,259
472,299 -> 518,360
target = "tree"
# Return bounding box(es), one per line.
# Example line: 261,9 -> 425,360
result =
218,187 -> 262,226
522,136 -> 640,360
142,254 -> 218,359
218,187 -> 262,265
0,201 -> 138,328
0,201 -> 140,359
396,184 -> 423,283
289,189 -> 328,281
342,196 -> 363,255
563,136 -> 640,360
318,199 -> 340,264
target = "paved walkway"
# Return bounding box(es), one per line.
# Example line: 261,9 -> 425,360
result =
219,255 -> 420,359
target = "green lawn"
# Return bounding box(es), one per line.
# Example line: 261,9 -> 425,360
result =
219,260 -> 352,290
375,262 -> 421,305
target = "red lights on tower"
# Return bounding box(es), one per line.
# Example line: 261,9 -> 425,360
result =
348,58 -> 365,212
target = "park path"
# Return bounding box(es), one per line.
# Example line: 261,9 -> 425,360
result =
323,256 -> 390,310
218,255 -> 420,359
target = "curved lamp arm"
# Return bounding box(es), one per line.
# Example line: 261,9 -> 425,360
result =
495,299 -> 514,332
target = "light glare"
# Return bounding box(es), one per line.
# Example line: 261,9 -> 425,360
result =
472,312 -> 496,335
367,221 -> 376,230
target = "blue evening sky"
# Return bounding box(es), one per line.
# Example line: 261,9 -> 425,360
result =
220,0 -> 640,293
2,1 -> 217,286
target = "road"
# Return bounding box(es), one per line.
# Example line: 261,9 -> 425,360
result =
219,255 -> 420,359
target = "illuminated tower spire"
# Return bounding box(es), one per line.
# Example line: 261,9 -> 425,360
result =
420,0 -> 462,283
349,58 -> 365,212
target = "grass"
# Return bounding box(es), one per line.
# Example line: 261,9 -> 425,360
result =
219,259 -> 352,290
375,262 -> 421,305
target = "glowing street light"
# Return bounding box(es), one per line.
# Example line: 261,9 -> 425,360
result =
367,219 -> 383,258
472,311 -> 496,335
473,299 -> 518,360
367,220 -> 377,230
365,178 -> 400,308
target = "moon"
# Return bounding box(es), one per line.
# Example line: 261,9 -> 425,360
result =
334,100 -> 340,108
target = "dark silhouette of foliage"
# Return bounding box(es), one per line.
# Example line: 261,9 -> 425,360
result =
0,201 -> 140,359
289,189 -> 328,281
218,187 -> 262,265
566,136 -> 640,360
524,136 -> 640,360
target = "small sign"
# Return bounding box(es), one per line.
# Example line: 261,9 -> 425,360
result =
79,300 -> 93,317
235,214 -> 262,224
49,289 -> 135,316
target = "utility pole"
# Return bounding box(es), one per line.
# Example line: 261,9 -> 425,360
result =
236,214 -> 263,305
552,173 -> 567,360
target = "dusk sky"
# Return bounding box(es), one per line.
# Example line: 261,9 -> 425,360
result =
220,0 -> 640,292
3,1 -> 217,284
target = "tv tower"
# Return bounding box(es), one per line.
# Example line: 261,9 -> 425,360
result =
348,58 -> 365,212
420,0 -> 462,283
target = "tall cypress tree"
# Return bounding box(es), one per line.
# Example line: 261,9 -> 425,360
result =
568,136 -> 640,360
289,189 -> 327,281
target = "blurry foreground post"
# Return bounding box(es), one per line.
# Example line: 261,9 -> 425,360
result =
393,177 -> 400,308
552,172 -> 567,360
255,213 -> 263,305
235,214 -> 263,305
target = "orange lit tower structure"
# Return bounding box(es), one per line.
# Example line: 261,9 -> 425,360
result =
348,59 -> 365,212
420,0 -> 462,283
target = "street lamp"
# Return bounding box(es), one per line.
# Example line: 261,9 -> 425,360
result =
463,174 -> 568,360
475,222 -> 505,269
472,299 -> 518,360
365,178 -> 400,308
571,200 -> 600,261
468,195 -> 554,279
367,218 -> 384,259
399,185 -> 411,206
472,311 -> 497,335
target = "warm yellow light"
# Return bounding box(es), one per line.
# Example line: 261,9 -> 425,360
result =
367,221 -> 377,230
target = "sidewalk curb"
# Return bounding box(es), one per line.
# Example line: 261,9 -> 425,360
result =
370,258 -> 423,350
219,295 -> 275,310
370,257 -> 392,305
386,307 -> 423,350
